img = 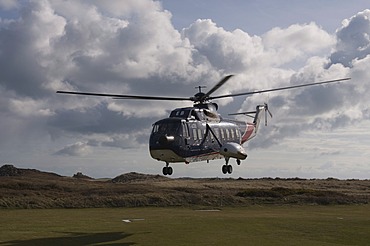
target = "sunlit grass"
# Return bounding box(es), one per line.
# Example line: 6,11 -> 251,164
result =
1,205 -> 369,245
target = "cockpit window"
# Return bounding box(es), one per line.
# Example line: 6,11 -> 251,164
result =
152,122 -> 180,134
170,109 -> 190,118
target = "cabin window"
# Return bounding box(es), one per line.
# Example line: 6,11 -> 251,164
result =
235,129 -> 240,138
198,129 -> 203,140
220,129 -> 225,140
152,124 -> 159,133
182,123 -> 189,138
192,128 -> 198,140
225,129 -> 230,140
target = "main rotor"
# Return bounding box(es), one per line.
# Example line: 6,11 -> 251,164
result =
190,75 -> 234,104
56,75 -> 350,107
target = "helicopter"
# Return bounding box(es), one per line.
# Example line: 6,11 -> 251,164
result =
57,75 -> 350,175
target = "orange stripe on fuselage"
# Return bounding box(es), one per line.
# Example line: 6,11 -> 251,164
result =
241,123 -> 255,144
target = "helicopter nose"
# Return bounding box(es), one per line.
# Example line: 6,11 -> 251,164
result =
158,135 -> 175,145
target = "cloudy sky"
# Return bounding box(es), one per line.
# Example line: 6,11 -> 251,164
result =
1,0 -> 370,179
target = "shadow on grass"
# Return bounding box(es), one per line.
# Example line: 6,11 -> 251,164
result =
0,231 -> 135,246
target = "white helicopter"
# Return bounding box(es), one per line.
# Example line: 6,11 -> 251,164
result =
57,76 -> 350,175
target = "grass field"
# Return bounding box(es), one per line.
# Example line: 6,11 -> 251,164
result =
1,205 -> 369,245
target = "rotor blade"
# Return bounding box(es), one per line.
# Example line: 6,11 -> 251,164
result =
267,109 -> 273,118
265,103 -> 273,118
209,77 -> 351,100
201,75 -> 234,101
228,110 -> 257,116
265,110 -> 267,126
56,91 -> 191,101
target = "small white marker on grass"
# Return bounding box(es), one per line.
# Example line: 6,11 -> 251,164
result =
122,218 -> 145,223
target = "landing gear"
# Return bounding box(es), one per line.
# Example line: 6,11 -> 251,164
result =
222,164 -> 233,174
162,162 -> 173,176
162,166 -> 173,175
236,159 -> 241,165
222,157 -> 233,174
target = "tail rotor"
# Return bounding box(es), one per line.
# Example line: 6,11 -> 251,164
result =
264,103 -> 273,126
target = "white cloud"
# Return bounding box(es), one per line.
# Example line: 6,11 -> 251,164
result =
54,142 -> 91,156
9,97 -> 55,117
242,9 -> 370,151
262,22 -> 335,65
0,0 -> 18,10
329,9 -> 370,67
183,19 -> 265,74
0,0 -> 369,178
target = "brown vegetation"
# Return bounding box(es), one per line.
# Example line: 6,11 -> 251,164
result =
0,164 -> 369,208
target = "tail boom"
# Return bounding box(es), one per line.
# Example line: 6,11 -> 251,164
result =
240,104 -> 270,144
241,123 -> 256,144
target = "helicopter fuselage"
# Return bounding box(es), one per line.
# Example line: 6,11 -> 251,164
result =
149,104 -> 257,165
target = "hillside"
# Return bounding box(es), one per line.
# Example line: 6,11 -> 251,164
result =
0,164 -> 369,208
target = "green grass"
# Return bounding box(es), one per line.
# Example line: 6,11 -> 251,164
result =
1,205 -> 369,245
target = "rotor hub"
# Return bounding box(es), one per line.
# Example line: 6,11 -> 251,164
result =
192,92 -> 207,103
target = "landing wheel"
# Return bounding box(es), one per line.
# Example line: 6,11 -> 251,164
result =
227,165 -> 233,174
167,166 -> 173,175
162,165 -> 173,176
162,166 -> 168,175
222,165 -> 233,174
222,165 -> 228,174
236,159 -> 241,165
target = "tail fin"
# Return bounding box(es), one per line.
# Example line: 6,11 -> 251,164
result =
253,103 -> 272,132
230,104 -> 272,143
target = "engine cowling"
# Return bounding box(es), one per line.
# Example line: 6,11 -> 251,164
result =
220,142 -> 248,160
